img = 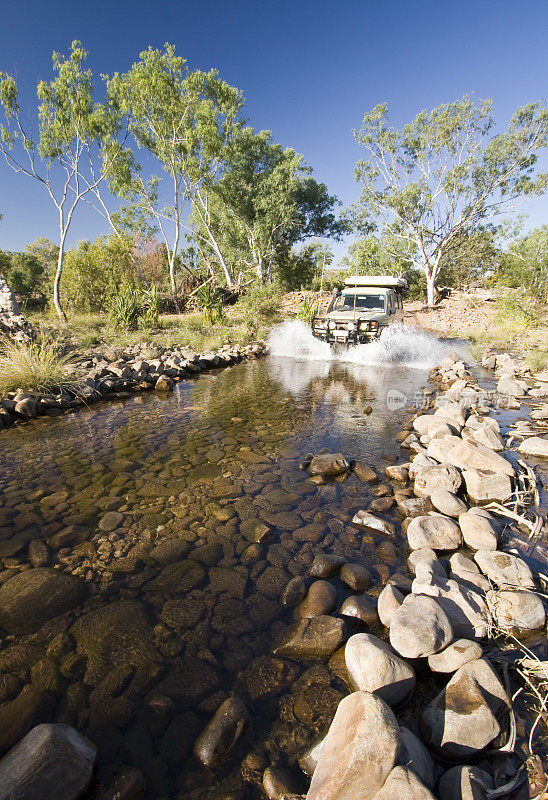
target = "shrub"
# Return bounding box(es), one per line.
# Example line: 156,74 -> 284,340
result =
195,284 -> 224,326
239,281 -> 282,319
297,295 -> 320,324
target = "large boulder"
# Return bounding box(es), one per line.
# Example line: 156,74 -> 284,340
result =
442,439 -> 515,477
389,594 -> 453,659
0,569 -> 88,634
461,469 -> 512,503
427,640 -> 483,673
406,514 -> 462,551
473,550 -> 535,589
487,589 -> 546,634
274,616 -> 346,661
306,691 -> 400,800
0,723 -> 96,800
397,728 -> 435,791
345,634 -> 415,707
437,765 -> 494,800
414,464 -> 462,497
458,511 -> 498,550
420,659 -> 510,760
371,766 -> 437,800
309,453 -> 350,477
518,436 -> 548,458
412,563 -> 489,639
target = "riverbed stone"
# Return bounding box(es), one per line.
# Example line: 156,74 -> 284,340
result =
352,511 -> 395,536
430,489 -> 467,517
345,633 -> 415,707
518,436 -> 548,458
0,685 -> 56,756
407,548 -> 444,576
437,765 -> 494,800
0,568 -> 88,634
372,766 -> 437,800
395,495 -> 433,517
263,766 -> 303,800
71,599 -> 162,692
466,426 -> 504,452
487,589 -> 546,633
353,462 -> 378,482
449,553 -> 490,592
427,640 -> 483,673
274,616 -> 346,661
414,464 -> 462,497
377,584 -> 405,627
390,594 -> 453,658
299,581 -> 338,618
309,453 -> 350,478
340,564 -> 371,591
443,439 -> 515,477
406,514 -> 462,551
462,469 -> 512,503
98,511 -> 124,532
310,554 -> 345,578
420,658 -> 510,761
412,563 -> 488,639
306,691 -> 400,800
281,576 -> 307,607
340,595 -> 378,625
397,728 -> 435,791
458,512 -> 498,550
0,723 -> 96,800
473,549 -> 535,589
194,696 -> 249,767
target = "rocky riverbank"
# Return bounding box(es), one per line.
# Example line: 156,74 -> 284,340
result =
0,340 -> 269,430
0,345 -> 546,799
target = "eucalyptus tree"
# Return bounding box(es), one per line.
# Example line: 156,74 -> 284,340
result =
105,44 -> 243,294
194,126 -> 343,283
0,41 -> 125,320
352,97 -> 548,306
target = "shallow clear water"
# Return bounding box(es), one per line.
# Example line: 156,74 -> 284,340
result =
0,330 -> 455,798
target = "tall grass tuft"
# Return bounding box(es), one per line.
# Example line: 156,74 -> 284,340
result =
0,337 -> 78,396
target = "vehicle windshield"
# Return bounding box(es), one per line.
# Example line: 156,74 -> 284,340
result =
332,293 -> 386,312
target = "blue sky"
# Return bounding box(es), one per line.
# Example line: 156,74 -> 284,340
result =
0,0 -> 547,264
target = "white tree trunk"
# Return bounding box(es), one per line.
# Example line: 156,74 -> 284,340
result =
53,233 -> 67,323
426,271 -> 436,308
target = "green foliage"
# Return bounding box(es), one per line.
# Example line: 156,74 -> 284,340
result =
494,226 -> 548,302
352,96 -> 548,305
494,291 -> 537,330
0,251 -> 44,295
0,334 -> 77,395
238,281 -> 282,319
195,284 -> 223,326
437,228 -> 501,289
107,282 -> 161,331
61,236 -> 136,312
297,295 -> 320,324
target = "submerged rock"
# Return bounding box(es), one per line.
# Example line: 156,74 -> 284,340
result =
299,581 -> 338,618
306,691 -> 400,800
0,568 -> 88,634
340,595 -> 378,625
0,723 -> 96,800
194,697 -> 249,768
352,511 -> 395,536
274,616 -> 346,661
309,453 -> 350,478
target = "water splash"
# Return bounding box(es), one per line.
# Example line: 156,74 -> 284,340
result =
267,319 -> 446,369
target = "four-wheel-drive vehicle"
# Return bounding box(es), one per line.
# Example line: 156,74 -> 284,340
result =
311,275 -> 406,345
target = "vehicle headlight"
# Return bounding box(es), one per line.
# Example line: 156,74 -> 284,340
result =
328,320 -> 336,330
347,322 -> 357,332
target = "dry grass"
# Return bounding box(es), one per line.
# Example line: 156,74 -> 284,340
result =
0,336 -> 79,395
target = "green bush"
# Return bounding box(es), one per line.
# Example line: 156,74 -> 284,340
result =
239,281 -> 282,319
196,284 -> 224,326
108,283 -> 161,330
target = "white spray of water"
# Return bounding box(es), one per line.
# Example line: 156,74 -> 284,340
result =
268,319 -> 446,369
